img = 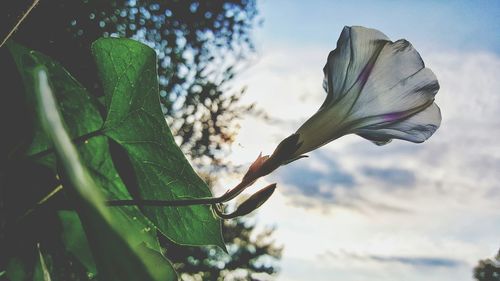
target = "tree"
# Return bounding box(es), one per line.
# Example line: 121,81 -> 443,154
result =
162,218 -> 282,281
2,0 -> 258,168
474,250 -> 500,281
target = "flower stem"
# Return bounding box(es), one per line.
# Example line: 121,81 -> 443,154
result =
106,178 -> 252,207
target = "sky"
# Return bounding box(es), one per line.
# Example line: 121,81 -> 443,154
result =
217,1 -> 500,281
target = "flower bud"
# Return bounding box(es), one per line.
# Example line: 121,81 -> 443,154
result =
223,183 -> 277,218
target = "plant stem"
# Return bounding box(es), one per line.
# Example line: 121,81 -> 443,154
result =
107,197 -> 219,207
0,0 -> 40,48
16,184 -> 63,223
29,129 -> 103,159
107,177 -> 253,207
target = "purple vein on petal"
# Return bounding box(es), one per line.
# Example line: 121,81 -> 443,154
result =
383,112 -> 406,122
358,60 -> 375,86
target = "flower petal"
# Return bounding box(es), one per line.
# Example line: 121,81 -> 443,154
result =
349,39 -> 439,119
355,102 -> 442,145
321,26 -> 390,108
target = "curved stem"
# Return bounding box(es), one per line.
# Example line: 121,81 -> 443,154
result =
106,178 -> 253,207
212,204 -> 233,220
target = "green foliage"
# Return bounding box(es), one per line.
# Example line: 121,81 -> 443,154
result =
2,0 -> 258,167
7,39 -> 167,274
2,38 -> 223,280
84,0 -> 258,167
163,218 -> 282,281
32,65 -> 175,281
1,2 -> 282,280
92,38 -> 224,247
57,211 -> 96,276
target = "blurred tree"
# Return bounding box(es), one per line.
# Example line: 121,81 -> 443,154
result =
162,217 -> 282,281
2,0 -> 258,168
474,249 -> 500,281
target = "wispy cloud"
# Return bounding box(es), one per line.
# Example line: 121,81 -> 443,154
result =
271,150 -> 415,213
249,48 -> 500,212
228,28 -> 500,281
273,151 -> 355,196
368,255 -> 462,267
361,166 -> 416,187
321,250 -> 464,268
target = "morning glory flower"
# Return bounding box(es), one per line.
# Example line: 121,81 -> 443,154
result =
210,26 -> 443,213
291,26 -> 441,157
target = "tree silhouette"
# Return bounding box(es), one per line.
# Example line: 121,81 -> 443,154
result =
162,217 -> 282,281
2,0 -> 258,168
474,249 -> 500,281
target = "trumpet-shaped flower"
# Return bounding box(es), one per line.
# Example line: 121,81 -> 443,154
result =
292,26 -> 441,157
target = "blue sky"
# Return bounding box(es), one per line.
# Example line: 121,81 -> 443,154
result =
257,0 -> 500,53
221,1 -> 500,281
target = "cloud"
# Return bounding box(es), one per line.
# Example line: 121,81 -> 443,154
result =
271,150 -> 415,213
321,250 -> 463,268
361,167 -> 416,187
270,150 -> 355,209
251,48 -> 500,214
228,42 -> 500,281
367,255 -> 462,268
275,151 -> 355,192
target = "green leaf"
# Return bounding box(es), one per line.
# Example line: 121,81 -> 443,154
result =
7,42 -> 102,168
58,211 -> 97,275
7,41 -> 164,271
33,244 -> 52,281
5,257 -> 28,281
32,67 -> 176,281
92,38 -> 224,248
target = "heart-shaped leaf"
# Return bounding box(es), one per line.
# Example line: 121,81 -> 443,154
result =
33,67 -> 176,281
7,42 -> 175,280
92,38 -> 224,248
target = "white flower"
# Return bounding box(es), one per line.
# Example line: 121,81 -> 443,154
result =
293,26 -> 441,157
